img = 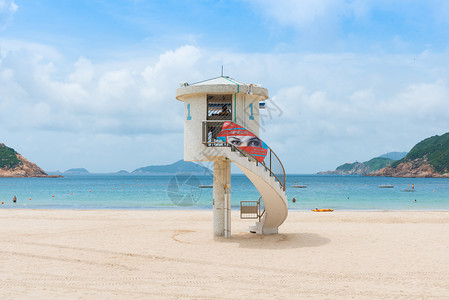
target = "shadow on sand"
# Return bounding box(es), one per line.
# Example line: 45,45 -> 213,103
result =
217,232 -> 330,249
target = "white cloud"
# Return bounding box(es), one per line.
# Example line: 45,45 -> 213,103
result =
0,43 -> 203,136
68,57 -> 94,85
0,0 -> 18,29
243,51 -> 449,173
1,39 -> 449,172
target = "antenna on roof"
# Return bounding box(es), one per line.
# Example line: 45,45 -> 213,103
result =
221,65 -> 224,77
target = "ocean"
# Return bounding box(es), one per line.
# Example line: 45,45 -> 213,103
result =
1,174 -> 448,211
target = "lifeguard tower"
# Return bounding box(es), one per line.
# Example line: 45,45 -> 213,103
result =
176,76 -> 287,237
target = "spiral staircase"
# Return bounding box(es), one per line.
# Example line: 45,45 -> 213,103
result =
203,121 -> 288,234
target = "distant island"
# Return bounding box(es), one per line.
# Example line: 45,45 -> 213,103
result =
0,143 -> 61,178
318,152 -> 407,176
132,160 -> 211,175
54,160 -> 211,175
115,170 -> 129,174
64,168 -> 90,174
371,133 -> 449,178
378,152 -> 409,161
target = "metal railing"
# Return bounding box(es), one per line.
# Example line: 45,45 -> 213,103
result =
240,196 -> 265,221
202,121 -> 286,191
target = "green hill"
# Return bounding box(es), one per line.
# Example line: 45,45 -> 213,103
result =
391,133 -> 449,174
0,143 -> 53,177
321,153 -> 397,175
334,157 -> 394,175
335,162 -> 361,172
0,143 -> 21,169
364,157 -> 395,171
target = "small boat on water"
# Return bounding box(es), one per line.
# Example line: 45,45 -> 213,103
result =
292,185 -> 308,188
198,185 -> 213,188
379,185 -> 394,188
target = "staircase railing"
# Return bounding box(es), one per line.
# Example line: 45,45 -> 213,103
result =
202,120 -> 286,191
240,196 -> 265,221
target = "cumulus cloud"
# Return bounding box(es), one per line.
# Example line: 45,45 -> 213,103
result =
2,38 -> 449,172
0,43 -> 204,136
242,51 -> 449,172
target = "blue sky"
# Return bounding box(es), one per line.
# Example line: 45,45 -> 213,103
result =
1,0 -> 449,173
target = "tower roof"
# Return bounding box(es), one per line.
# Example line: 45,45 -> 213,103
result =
176,76 -> 268,102
189,76 -> 248,86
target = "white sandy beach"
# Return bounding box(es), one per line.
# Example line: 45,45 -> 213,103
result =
1,210 -> 449,299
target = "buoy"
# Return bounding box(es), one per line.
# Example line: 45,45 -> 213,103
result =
89,190 -> 91,192
29,198 -> 31,200
1,202 -> 4,204
70,193 -> 73,195
52,195 -> 54,197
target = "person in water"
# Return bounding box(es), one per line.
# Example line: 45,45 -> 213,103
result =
13,195 -> 17,203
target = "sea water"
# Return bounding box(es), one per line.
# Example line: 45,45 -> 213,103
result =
0,174 -> 448,210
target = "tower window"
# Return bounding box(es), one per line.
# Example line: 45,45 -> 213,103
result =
207,94 -> 232,120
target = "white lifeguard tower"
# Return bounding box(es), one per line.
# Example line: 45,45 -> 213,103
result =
176,76 -> 287,237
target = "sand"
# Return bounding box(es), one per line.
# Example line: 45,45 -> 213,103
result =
1,210 -> 449,299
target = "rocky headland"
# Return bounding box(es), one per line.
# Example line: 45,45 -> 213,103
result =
370,133 -> 449,178
318,162 -> 372,175
318,154 -> 402,176
320,133 -> 449,178
0,143 -> 61,178
371,157 -> 449,178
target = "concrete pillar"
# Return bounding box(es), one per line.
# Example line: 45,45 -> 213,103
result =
213,158 -> 231,237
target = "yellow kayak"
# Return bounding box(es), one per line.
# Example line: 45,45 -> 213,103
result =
312,208 -> 334,212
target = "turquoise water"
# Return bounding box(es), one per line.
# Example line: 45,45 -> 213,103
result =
0,174 -> 448,210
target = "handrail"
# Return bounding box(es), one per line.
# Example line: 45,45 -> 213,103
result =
258,196 -> 265,222
202,121 -> 286,191
231,144 -> 286,191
